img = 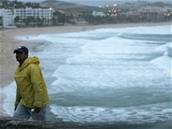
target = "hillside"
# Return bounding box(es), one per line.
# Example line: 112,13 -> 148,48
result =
40,0 -> 98,14
54,0 -> 172,6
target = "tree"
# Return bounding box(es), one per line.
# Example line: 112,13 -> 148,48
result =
53,11 -> 65,25
14,16 -> 20,23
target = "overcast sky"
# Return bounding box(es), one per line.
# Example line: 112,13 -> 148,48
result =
10,0 -> 172,5
14,0 -> 171,1
11,0 -> 171,2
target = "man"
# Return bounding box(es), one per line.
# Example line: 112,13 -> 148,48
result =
13,46 -> 48,121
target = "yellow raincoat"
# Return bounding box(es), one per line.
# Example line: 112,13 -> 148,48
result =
14,57 -> 48,108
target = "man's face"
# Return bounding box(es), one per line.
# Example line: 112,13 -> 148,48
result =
15,52 -> 27,64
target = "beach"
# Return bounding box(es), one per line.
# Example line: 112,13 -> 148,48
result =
0,22 -> 171,117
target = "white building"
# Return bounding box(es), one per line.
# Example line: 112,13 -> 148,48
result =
14,8 -> 53,20
0,8 -> 54,28
0,9 -> 15,28
138,6 -> 168,13
92,11 -> 106,17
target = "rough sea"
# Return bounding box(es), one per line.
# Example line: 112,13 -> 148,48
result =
2,24 -> 172,128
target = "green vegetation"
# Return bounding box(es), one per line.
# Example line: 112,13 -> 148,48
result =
41,0 -> 172,25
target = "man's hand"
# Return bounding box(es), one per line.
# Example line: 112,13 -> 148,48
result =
32,107 -> 42,113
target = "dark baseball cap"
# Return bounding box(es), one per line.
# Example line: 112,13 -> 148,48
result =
14,46 -> 29,54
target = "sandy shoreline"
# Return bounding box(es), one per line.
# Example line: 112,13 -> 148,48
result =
0,22 -> 171,116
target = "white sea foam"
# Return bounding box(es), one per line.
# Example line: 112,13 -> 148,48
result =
124,25 -> 171,34
50,103 -> 172,123
1,82 -> 16,116
50,30 -> 170,93
151,42 -> 172,77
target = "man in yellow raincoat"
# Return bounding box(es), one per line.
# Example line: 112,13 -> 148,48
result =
13,46 -> 48,121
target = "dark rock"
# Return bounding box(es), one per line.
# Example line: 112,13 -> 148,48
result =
1,116 -> 172,129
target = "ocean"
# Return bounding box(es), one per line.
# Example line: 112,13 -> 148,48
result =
2,24 -> 172,127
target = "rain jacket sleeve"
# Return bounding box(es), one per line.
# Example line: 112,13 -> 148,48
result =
30,64 -> 46,107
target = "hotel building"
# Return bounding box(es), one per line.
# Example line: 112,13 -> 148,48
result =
14,8 -> 54,25
0,9 -> 15,28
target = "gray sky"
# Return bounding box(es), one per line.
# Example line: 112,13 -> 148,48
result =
11,0 -> 171,2
10,0 -> 172,5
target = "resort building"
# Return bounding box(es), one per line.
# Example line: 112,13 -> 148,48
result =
0,9 -> 15,28
0,7 -> 54,28
13,8 -> 54,26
